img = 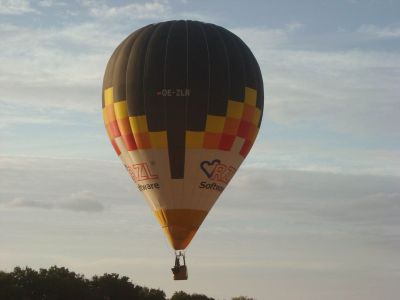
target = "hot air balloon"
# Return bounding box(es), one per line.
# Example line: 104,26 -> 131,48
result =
102,20 -> 263,280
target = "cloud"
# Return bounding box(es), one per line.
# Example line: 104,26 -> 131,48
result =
0,16 -> 398,179
3,155 -> 398,238
0,157 -> 123,212
247,139 -> 400,177
229,25 -> 400,141
226,167 -> 400,230
5,192 -> 104,213
38,0 -> 66,7
88,0 -> 170,20
9,197 -> 54,209
59,191 -> 104,212
0,100 -> 68,128
0,22 -> 120,113
358,24 -> 400,39
232,23 -> 304,49
2,15 -> 397,148
0,115 -> 60,128
0,0 -> 38,15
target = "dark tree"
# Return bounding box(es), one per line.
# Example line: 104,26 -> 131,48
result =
12,266 -> 43,300
89,273 -> 166,300
8,266 -> 89,300
171,291 -> 215,300
38,266 -> 89,300
137,286 -> 166,300
0,270 -> 22,300
0,266 -> 255,300
90,273 -> 140,300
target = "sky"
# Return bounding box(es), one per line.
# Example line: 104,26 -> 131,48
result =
0,0 -> 399,299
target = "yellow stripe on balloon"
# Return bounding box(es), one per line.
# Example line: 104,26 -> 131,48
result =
104,87 -> 114,106
205,115 -> 225,133
129,115 -> 149,133
149,131 -> 168,149
185,131 -> 204,148
114,100 -> 128,120
244,87 -> 257,106
227,100 -> 244,119
252,107 -> 262,125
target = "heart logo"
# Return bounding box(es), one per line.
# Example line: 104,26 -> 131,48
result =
200,159 -> 221,178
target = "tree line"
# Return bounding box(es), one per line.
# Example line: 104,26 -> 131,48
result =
0,266 -> 254,300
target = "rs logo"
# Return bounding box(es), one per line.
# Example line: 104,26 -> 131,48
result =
126,162 -> 158,182
200,159 -> 236,184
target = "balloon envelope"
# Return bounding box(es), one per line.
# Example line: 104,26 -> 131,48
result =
102,20 -> 263,250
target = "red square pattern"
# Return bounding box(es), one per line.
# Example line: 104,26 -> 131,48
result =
122,133 -> 137,151
219,134 -> 235,151
203,132 -> 221,149
134,133 -> 151,149
237,120 -> 251,138
108,120 -> 121,138
242,104 -> 255,121
223,117 -> 240,135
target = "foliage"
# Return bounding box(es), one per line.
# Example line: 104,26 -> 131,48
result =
0,266 -> 165,300
0,266 -> 254,300
171,291 -> 215,300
